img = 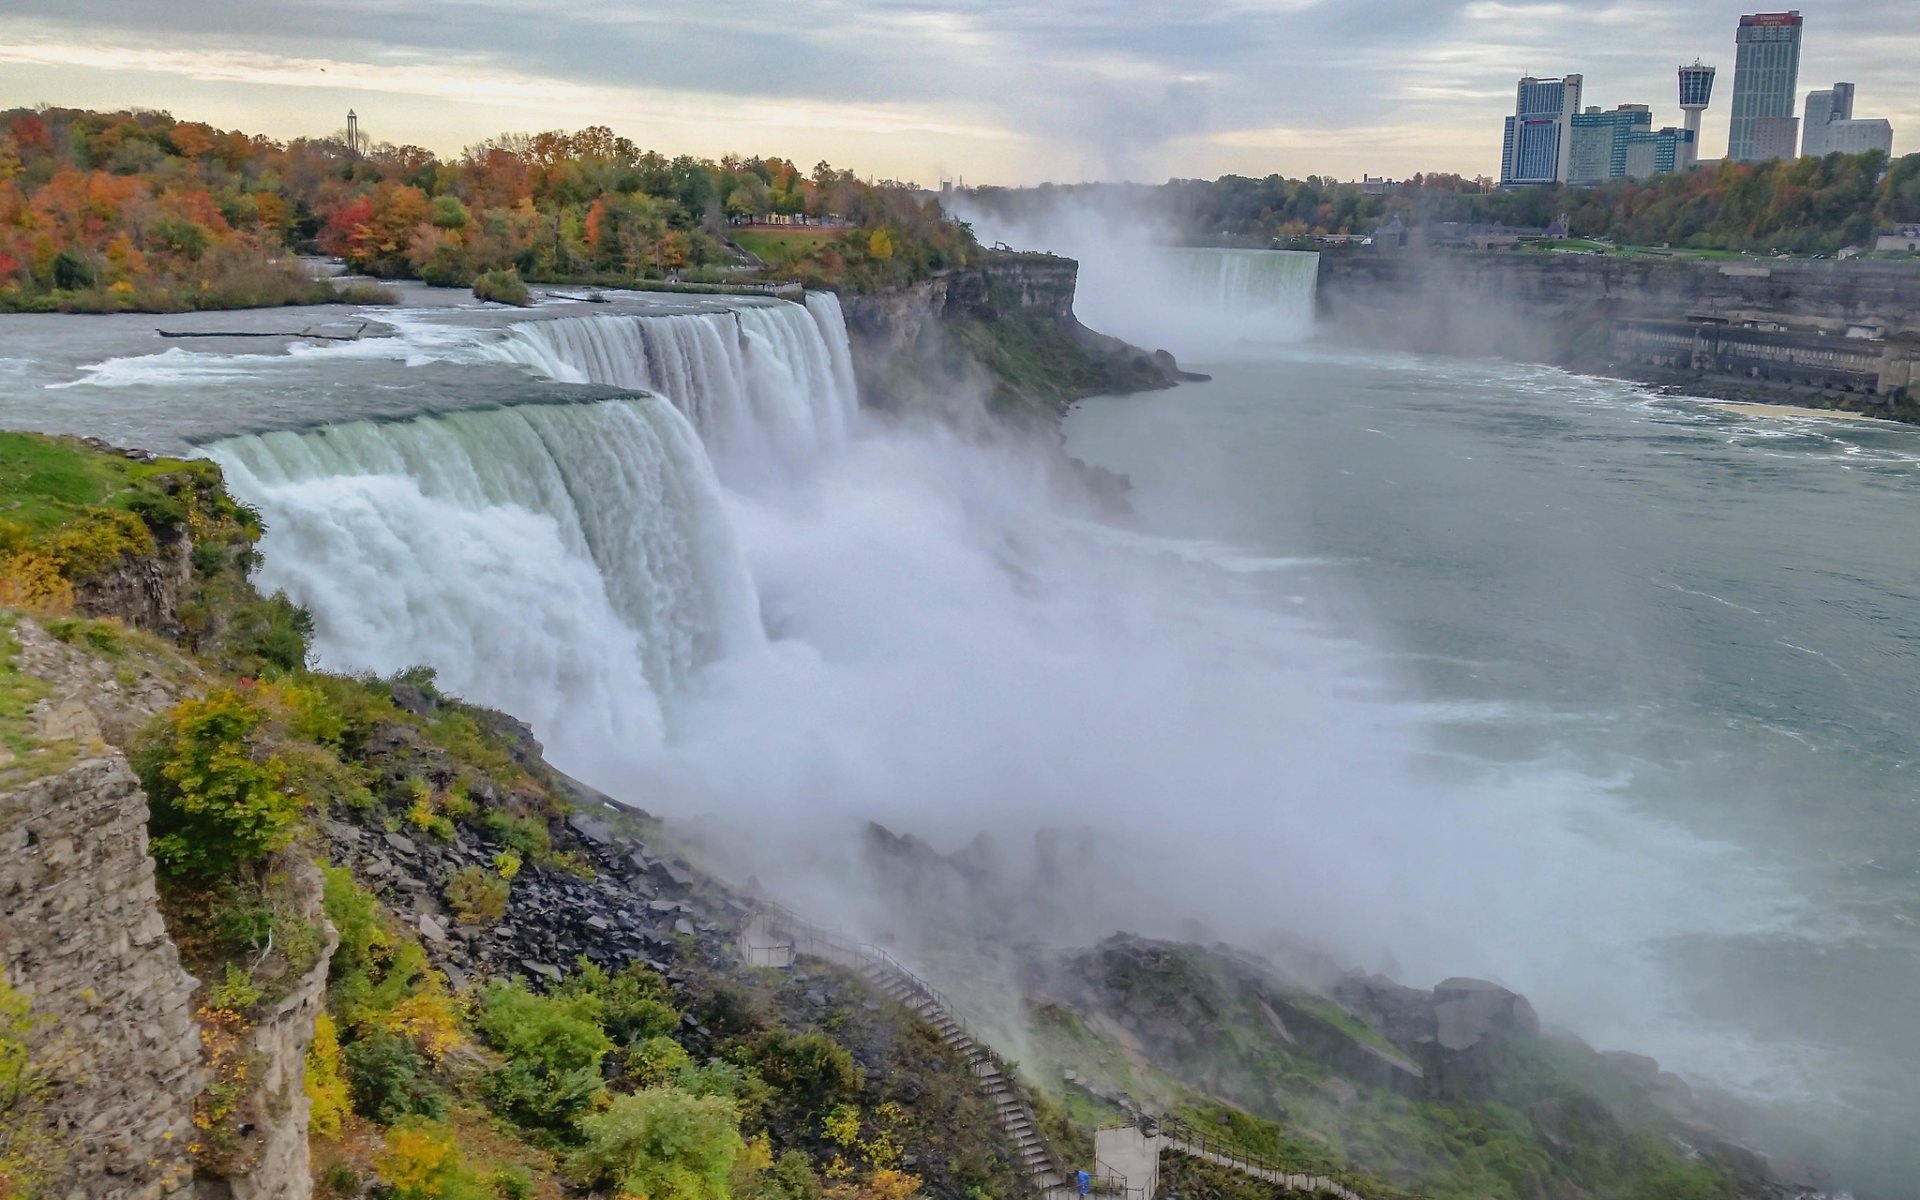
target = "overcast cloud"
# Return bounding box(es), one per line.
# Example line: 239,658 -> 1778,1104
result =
0,0 -> 1912,184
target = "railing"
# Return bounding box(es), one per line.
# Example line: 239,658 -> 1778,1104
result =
1156,1115 -> 1422,1200
746,904 -> 1073,1189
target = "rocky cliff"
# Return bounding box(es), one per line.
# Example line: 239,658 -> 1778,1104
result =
0,756 -> 202,1200
1315,252 -> 1920,416
1318,253 -> 1920,353
839,251 -> 1179,427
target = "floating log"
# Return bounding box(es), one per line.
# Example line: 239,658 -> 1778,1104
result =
155,322 -> 368,342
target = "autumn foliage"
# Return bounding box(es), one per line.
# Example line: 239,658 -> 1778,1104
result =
0,104 -> 971,310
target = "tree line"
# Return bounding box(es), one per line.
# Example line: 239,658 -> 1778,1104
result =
0,106 -> 975,312
968,152 -> 1920,256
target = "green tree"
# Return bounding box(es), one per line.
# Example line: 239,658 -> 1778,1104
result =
569,1088 -> 745,1200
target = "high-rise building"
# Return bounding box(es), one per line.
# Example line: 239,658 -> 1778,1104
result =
1752,116 -> 1801,160
1728,12 -> 1803,162
1501,74 -> 1583,186
1803,83 -> 1895,158
1802,82 -> 1855,155
1678,62 -> 1716,169
1823,119 -> 1894,156
1570,105 -> 1652,185
1625,127 -> 1698,178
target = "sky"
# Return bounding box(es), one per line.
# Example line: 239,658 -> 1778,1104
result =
0,1 -> 1913,186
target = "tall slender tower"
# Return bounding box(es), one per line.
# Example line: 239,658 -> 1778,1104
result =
1678,61 -> 1716,169
1728,12 -> 1803,162
346,109 -> 360,160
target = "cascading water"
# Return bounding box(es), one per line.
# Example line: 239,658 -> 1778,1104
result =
482,294 -> 859,475
209,395 -> 760,784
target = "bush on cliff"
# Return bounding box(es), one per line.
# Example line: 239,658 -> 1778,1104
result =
136,688 -> 302,878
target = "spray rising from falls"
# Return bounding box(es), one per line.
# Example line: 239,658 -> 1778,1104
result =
953,199 -> 1318,359
210,395 -> 760,784
482,294 -> 859,476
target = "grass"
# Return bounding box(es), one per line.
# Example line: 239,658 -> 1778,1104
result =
730,229 -> 839,262
1287,993 -> 1405,1059
0,432 -> 197,536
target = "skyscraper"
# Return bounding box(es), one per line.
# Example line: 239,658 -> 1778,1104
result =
1569,105 -> 1652,185
1678,62 -> 1716,170
1728,12 -> 1803,163
1802,82 -> 1853,156
1803,83 -> 1895,158
1501,75 -> 1583,186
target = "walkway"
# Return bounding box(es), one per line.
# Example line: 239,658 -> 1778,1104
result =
740,907 -> 1077,1198
741,907 -> 1384,1200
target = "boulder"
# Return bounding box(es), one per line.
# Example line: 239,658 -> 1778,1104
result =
1432,977 -> 1539,1052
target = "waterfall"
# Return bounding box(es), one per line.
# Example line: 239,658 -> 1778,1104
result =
209,396 -> 761,778
483,293 -> 859,471
1163,248 -> 1319,325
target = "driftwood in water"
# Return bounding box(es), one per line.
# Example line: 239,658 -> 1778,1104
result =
544,291 -> 609,303
155,322 -> 368,342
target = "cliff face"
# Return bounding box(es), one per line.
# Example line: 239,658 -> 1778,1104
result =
839,252 -> 1172,426
1318,254 -> 1920,349
0,757 -> 203,1200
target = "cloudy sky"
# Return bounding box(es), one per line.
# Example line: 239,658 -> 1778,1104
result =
1,1 -> 1912,185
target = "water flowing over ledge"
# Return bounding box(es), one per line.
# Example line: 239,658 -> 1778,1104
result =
482,293 -> 860,473
210,395 -> 761,766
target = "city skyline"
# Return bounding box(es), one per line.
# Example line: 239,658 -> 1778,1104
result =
0,1 -> 1913,187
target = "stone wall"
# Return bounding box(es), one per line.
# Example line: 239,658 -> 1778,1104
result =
219,860 -> 334,1200
0,757 -> 202,1200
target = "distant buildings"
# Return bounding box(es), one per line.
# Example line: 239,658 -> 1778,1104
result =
1501,75 -> 1583,186
1677,62 -> 1716,170
1728,12 -> 1802,162
1569,105 -> 1650,185
1493,10 -> 1895,189
1802,82 -> 1894,157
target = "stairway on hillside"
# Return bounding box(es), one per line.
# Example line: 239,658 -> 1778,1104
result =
741,908 -> 1386,1200
740,909 -> 1076,1198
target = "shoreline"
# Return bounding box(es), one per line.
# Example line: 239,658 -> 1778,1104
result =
1702,400 -> 1911,426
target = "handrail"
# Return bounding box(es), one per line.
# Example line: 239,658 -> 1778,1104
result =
1156,1114 -> 1423,1200
747,903 -> 1074,1188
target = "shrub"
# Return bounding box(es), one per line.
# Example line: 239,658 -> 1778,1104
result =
306,1012 -> 352,1139
569,1088 -> 745,1200
476,979 -> 610,1130
625,1035 -> 694,1086
740,1029 -> 862,1120
222,591 -> 313,673
136,688 -> 301,878
445,866 -> 510,924
473,268 -> 531,306
483,811 -> 551,859
330,279 -> 399,305
556,959 -> 680,1045
343,1030 -> 446,1124
0,980 -> 57,1196
208,963 -> 263,1012
374,1119 -> 489,1200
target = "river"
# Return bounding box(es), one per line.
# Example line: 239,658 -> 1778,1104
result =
1065,347 -> 1920,1191
1,273 -> 1914,1192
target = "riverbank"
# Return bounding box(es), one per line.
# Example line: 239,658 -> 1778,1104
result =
1314,251 -> 1920,427
1709,400 -> 1909,424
